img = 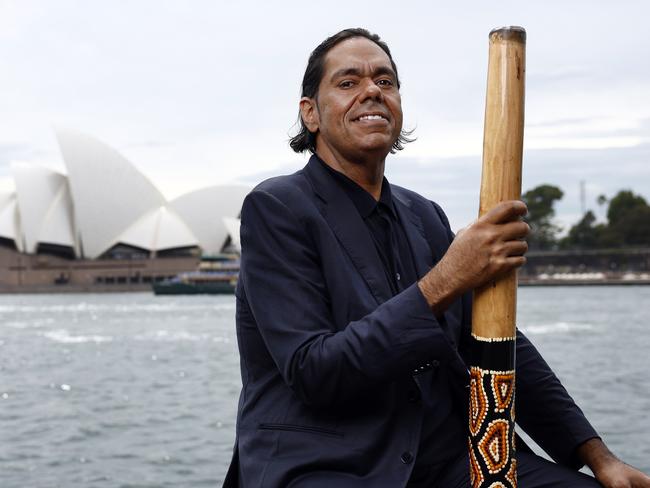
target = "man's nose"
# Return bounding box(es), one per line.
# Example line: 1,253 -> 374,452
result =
358,79 -> 383,102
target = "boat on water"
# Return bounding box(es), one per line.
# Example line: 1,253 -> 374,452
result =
153,255 -> 239,295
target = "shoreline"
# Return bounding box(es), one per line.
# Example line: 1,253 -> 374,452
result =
2,279 -> 650,294
2,248 -> 649,293
518,278 -> 650,287
0,284 -> 153,294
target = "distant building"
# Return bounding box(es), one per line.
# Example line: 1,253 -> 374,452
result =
0,129 -> 249,260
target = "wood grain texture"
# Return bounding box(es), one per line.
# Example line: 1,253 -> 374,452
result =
472,26 -> 526,339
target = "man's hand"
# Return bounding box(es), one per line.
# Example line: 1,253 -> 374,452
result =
578,438 -> 650,488
418,200 -> 529,313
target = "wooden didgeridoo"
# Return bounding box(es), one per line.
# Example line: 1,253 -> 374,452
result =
468,26 -> 525,488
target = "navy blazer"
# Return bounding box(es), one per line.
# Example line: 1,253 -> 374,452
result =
224,156 -> 597,487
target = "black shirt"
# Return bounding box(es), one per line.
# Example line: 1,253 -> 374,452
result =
316,156 -> 418,295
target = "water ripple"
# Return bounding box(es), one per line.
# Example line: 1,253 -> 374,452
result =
519,321 -> 595,335
41,329 -> 113,344
1,289 -> 648,487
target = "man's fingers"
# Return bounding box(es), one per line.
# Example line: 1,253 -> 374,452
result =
501,220 -> 530,241
507,255 -> 527,268
482,200 -> 527,224
501,239 -> 528,257
500,255 -> 527,270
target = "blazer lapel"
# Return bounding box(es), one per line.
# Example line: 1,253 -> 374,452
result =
304,157 -> 393,305
392,194 -> 435,279
393,189 -> 465,348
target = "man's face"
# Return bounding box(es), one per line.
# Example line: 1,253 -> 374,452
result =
302,37 -> 403,163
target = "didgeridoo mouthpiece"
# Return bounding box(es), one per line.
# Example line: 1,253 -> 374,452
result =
489,26 -> 526,43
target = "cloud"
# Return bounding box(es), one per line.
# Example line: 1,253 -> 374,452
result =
0,143 -> 44,168
528,67 -> 592,85
1,0 -> 648,226
527,117 -> 595,128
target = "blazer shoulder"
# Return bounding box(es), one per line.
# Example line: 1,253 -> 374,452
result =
247,169 -> 316,212
252,169 -> 308,195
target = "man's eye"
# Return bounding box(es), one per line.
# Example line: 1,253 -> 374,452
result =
339,80 -> 355,88
377,79 -> 394,87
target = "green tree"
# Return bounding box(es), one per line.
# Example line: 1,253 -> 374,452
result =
606,190 -> 650,247
607,190 -> 648,225
561,210 -> 606,249
522,184 -> 564,250
596,194 -> 608,207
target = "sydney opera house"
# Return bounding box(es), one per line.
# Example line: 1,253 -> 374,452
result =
0,129 -> 249,291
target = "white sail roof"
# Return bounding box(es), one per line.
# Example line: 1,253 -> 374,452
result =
170,185 -> 249,255
11,163 -> 77,254
55,128 -> 166,258
0,192 -> 24,252
1,129 -> 249,258
117,206 -> 199,251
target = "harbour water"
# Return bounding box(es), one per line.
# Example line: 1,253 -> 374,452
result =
1,287 -> 649,487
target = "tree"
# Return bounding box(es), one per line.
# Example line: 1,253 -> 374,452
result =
606,190 -> 650,247
596,194 -> 608,207
607,190 -> 648,225
561,210 -> 606,249
522,184 -> 564,250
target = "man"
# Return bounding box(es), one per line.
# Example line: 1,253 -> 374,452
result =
225,28 -> 650,487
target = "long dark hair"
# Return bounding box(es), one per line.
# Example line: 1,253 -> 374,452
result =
289,28 -> 414,154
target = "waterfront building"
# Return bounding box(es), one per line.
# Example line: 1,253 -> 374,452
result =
0,129 -> 249,291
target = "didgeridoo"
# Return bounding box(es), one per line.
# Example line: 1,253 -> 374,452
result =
468,26 -> 526,488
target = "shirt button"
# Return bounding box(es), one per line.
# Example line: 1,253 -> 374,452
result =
400,451 -> 414,464
431,360 -> 440,368
396,272 -> 401,281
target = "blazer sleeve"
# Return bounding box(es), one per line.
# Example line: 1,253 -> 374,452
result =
239,189 -> 457,409
514,330 -> 599,468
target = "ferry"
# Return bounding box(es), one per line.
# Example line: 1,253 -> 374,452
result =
152,255 -> 239,295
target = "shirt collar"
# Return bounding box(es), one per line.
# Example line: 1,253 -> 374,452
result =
315,155 -> 396,219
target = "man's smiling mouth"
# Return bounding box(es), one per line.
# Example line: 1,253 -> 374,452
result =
354,114 -> 388,122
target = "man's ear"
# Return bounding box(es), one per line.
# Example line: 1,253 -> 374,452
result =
299,97 -> 319,133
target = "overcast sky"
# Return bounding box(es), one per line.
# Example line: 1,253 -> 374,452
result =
1,0 -> 649,231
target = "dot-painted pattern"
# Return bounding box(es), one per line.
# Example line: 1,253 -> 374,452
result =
469,367 -> 488,436
469,366 -> 517,487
